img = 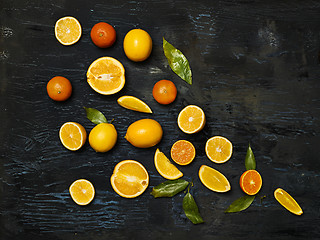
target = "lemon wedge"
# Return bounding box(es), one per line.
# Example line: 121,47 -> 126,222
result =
117,96 -> 152,113
154,148 -> 183,180
274,188 -> 303,215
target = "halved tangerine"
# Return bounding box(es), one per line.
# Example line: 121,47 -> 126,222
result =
239,170 -> 262,195
170,140 -> 196,165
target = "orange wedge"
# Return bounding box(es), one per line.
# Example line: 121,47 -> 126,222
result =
55,16 -> 82,45
110,160 -> 149,198
170,140 -> 196,165
59,122 -> 87,151
69,179 -> 95,205
274,188 -> 303,215
154,148 -> 183,180
205,136 -> 233,163
87,57 -> 125,95
117,96 -> 152,113
199,165 -> 231,192
177,105 -> 206,134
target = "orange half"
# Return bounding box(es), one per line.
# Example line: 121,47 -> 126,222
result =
205,136 -> 233,163
177,105 -> 206,134
55,16 -> 82,45
59,122 -> 87,151
69,179 -> 95,205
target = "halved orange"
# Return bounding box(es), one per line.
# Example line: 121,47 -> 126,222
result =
170,140 -> 196,165
87,57 -> 125,95
199,165 -> 231,192
154,148 -> 183,180
205,136 -> 233,163
55,16 -> 82,45
69,179 -> 95,205
110,160 -> 149,198
274,188 -> 303,215
239,170 -> 262,195
117,95 -> 152,113
59,122 -> 87,151
177,105 -> 206,134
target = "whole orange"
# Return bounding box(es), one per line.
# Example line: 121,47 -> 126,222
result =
152,80 -> 177,105
90,22 -> 116,48
47,76 -> 72,101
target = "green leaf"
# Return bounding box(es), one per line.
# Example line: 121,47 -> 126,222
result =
183,192 -> 204,224
225,195 -> 255,213
163,38 -> 192,85
84,107 -> 107,125
151,179 -> 189,198
245,144 -> 256,170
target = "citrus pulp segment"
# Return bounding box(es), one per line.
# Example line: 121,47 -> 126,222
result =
59,122 -> 87,151
170,140 -> 196,165
87,57 -> 125,95
274,188 -> 303,215
177,105 -> 206,134
55,16 -> 82,45
198,165 -> 231,192
117,96 -> 152,113
110,160 -> 149,198
154,148 -> 183,180
205,136 -> 233,163
69,179 -> 95,205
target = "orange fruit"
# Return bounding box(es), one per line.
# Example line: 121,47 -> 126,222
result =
110,160 -> 149,198
90,22 -> 116,48
170,140 -> 196,165
47,76 -> 72,101
274,188 -> 303,215
117,96 -> 152,113
59,122 -> 87,151
154,148 -> 183,180
86,57 -> 125,95
69,179 -> 95,205
152,80 -> 177,105
239,170 -> 262,195
55,16 -> 82,45
205,136 -> 233,163
177,105 -> 206,134
198,165 -> 231,192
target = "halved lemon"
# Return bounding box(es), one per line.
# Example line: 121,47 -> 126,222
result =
110,160 -> 149,198
59,122 -> 87,151
154,148 -> 183,180
177,105 -> 206,134
274,188 -> 303,215
117,95 -> 152,113
205,136 -> 233,163
69,179 -> 95,205
55,16 -> 82,45
199,165 -> 231,192
87,57 -> 125,95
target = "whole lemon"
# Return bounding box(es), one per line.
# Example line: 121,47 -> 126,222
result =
125,119 -> 163,148
123,29 -> 152,62
89,123 -> 117,152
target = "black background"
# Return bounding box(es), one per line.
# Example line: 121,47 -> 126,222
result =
1,0 -> 320,239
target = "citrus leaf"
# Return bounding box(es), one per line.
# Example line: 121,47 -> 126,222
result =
151,179 -> 189,198
183,192 -> 204,224
245,144 -> 256,170
225,195 -> 255,213
163,38 -> 192,85
84,107 -> 107,125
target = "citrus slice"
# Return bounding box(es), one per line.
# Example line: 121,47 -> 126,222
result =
59,122 -> 87,151
198,165 -> 231,192
154,148 -> 183,180
170,140 -> 196,165
177,105 -> 206,134
205,136 -> 233,163
274,188 -> 303,215
87,57 -> 125,95
117,96 -> 152,113
55,16 -> 82,45
110,160 -> 149,198
69,179 -> 95,205
239,170 -> 262,195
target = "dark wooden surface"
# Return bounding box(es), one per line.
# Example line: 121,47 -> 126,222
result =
1,0 -> 320,239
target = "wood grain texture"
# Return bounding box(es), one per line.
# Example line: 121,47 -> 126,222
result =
1,0 -> 320,239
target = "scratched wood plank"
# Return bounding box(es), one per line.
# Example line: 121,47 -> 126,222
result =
1,0 -> 320,239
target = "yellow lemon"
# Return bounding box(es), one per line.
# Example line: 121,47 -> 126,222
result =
123,29 -> 152,62
125,119 -> 163,148
89,123 -> 117,152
